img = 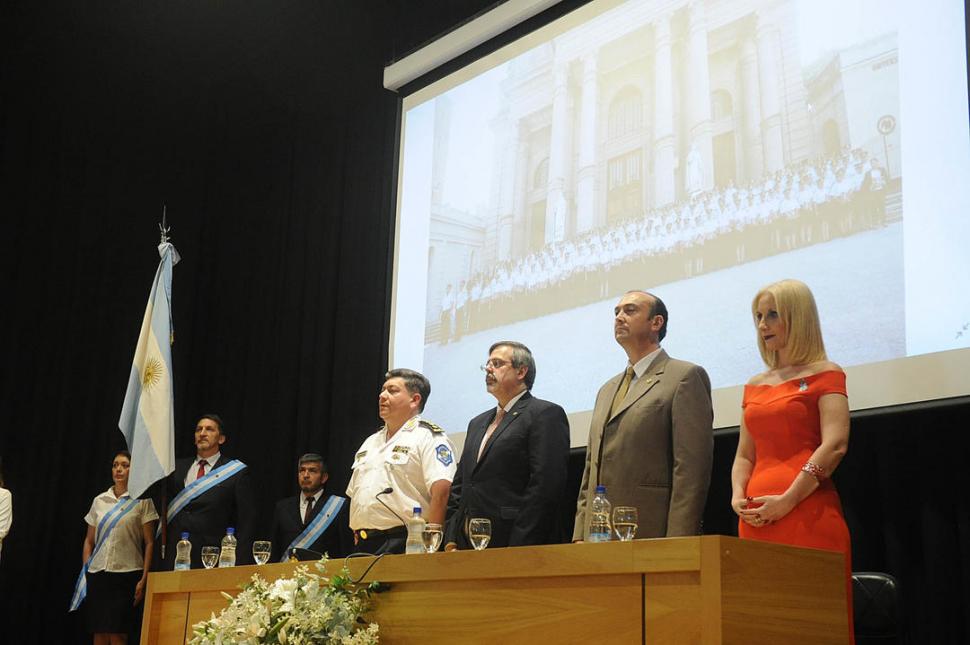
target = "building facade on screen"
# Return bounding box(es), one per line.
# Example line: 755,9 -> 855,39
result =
422,0 -> 900,341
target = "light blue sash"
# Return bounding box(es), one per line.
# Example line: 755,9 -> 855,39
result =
69,496 -> 140,611
282,495 -> 346,561
159,459 -> 247,536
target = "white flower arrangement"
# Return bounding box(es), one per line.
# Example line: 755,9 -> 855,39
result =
190,558 -> 380,645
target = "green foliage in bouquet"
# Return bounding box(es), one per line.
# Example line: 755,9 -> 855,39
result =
190,558 -> 380,644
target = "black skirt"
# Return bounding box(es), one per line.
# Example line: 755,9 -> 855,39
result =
84,570 -> 142,634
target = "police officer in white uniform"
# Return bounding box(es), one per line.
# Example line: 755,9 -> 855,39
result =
347,368 -> 456,554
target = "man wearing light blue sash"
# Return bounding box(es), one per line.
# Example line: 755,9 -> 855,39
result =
159,414 -> 256,569
270,453 -> 351,561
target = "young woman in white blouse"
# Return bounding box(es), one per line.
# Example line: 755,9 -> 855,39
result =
80,451 -> 158,644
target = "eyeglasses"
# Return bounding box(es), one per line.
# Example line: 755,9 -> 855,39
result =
479,359 -> 512,372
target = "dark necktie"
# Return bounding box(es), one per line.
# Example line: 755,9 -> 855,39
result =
610,366 -> 636,417
196,459 -> 207,480
304,496 -> 316,525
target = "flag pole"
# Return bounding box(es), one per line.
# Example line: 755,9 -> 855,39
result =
158,205 -> 170,562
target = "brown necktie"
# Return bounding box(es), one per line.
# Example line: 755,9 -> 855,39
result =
477,407 -> 506,460
304,496 -> 315,526
610,366 -> 635,417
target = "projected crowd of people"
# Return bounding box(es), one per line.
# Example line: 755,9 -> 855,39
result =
437,147 -> 891,343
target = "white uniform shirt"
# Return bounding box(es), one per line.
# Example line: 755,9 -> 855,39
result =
84,488 -> 159,573
346,415 -> 456,530
0,487 -> 11,560
440,289 -> 455,315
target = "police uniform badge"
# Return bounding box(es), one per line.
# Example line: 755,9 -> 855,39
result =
388,444 -> 410,465
435,443 -> 453,467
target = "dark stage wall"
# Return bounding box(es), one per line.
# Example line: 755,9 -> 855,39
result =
0,1 -> 967,643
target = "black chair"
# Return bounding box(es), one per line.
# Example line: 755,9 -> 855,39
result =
853,571 -> 901,644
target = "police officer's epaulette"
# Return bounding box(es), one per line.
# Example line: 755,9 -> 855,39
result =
418,419 -> 445,434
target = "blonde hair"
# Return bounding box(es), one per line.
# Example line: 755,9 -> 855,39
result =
752,279 -> 827,368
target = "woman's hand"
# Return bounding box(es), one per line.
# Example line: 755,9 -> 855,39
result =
134,577 -> 146,606
738,494 -> 796,527
731,496 -> 750,517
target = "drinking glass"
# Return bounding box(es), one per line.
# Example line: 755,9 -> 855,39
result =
422,523 -> 443,553
201,546 -> 220,569
468,518 -> 491,551
253,540 -> 272,565
612,506 -> 638,541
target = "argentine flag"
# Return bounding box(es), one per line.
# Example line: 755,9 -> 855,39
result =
118,242 -> 179,500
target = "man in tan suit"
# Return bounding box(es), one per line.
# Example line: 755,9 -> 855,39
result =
573,291 -> 713,540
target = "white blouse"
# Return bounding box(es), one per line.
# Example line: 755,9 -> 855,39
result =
0,487 -> 11,560
83,488 -> 158,573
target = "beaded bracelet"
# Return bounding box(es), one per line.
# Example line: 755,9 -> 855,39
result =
801,460 -> 827,481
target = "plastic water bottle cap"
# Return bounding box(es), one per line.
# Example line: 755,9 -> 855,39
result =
413,507 -> 422,515
226,527 -> 235,535
181,532 -> 189,540
595,485 -> 607,494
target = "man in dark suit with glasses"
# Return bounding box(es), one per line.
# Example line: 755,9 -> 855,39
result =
444,341 -> 570,550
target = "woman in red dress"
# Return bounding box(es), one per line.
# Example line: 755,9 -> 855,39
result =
731,278 -> 853,640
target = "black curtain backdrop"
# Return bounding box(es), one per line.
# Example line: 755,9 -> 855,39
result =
0,1 -> 967,643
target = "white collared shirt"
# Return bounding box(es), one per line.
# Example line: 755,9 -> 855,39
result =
84,488 -> 159,573
346,414 -> 456,530
300,489 -> 324,520
630,346 -> 663,383
184,452 -> 222,487
497,388 -> 528,415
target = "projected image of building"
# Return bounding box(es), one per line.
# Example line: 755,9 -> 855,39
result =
423,0 -> 900,344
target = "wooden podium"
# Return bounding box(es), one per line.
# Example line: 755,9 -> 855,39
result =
142,535 -> 849,644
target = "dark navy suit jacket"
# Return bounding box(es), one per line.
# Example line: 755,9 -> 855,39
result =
160,455 -> 257,569
445,391 -> 570,549
270,492 -> 352,561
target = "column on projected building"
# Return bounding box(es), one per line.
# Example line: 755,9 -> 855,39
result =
653,14 -> 675,207
492,110 -> 518,263
576,53 -> 599,234
685,0 -> 715,194
740,32 -> 764,181
757,17 -> 784,173
545,64 -> 571,244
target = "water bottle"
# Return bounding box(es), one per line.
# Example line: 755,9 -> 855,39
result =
218,527 -> 237,567
174,532 -> 192,571
588,485 -> 612,542
405,507 -> 426,554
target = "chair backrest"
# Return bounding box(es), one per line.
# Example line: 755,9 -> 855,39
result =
853,571 -> 900,643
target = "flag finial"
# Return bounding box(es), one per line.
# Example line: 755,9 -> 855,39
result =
158,205 -> 171,245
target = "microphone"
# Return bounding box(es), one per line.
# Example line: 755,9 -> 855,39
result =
288,547 -> 325,562
375,487 -> 408,527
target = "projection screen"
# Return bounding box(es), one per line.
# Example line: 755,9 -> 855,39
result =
389,0 -> 970,447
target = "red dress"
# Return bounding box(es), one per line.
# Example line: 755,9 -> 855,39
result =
740,370 -> 853,640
